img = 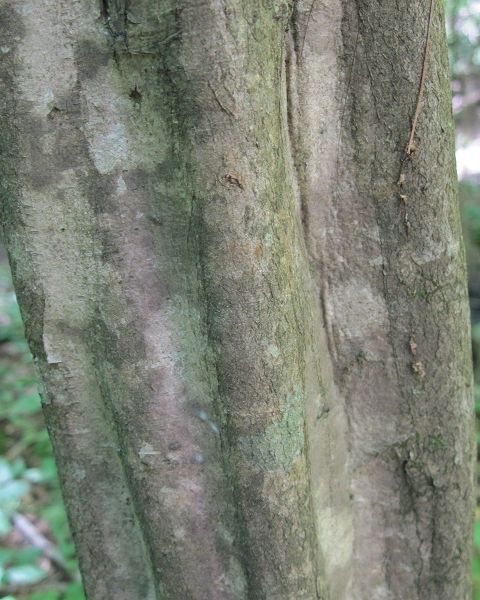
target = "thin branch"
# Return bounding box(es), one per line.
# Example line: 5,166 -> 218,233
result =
406,0 -> 436,156
13,513 -> 77,580
299,0 -> 316,58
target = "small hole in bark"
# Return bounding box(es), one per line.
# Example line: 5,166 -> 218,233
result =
129,86 -> 142,104
47,106 -> 61,120
100,0 -> 109,18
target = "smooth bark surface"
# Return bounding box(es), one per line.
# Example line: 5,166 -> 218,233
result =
0,0 -> 473,599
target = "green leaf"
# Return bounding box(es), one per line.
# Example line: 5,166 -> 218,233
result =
39,458 -> 57,484
474,520 -> 480,549
27,589 -> 60,600
63,582 -> 85,600
0,460 -> 13,485
0,508 -> 12,536
11,394 -> 41,416
474,554 -> 480,581
10,458 -> 26,479
5,564 -> 46,586
23,468 -> 45,484
473,322 -> 480,344
474,385 -> 480,413
41,503 -> 71,552
0,547 -> 16,567
0,480 -> 29,507
11,547 -> 42,566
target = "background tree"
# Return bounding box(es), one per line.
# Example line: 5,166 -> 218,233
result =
0,0 -> 474,598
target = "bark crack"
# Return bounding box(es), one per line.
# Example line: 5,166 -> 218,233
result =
193,195 -> 254,598
284,16 -> 329,598
284,30 -> 308,238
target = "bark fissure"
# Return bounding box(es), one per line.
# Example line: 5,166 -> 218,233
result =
194,198 -> 255,597
89,331 -> 164,600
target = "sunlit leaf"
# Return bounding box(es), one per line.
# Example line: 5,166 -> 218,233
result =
10,458 -> 26,478
5,564 -> 46,586
0,459 -> 13,485
0,480 -> 29,507
23,468 -> 45,484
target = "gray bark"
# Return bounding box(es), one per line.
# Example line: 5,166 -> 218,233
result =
0,0 -> 473,599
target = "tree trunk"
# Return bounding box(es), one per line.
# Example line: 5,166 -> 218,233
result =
0,0 -> 473,598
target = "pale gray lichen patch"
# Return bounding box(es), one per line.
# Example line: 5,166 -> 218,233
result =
83,108 -> 129,175
42,334 -> 62,364
80,65 -> 133,175
116,174 -> 127,195
16,3 -> 77,118
266,343 -> 280,359
80,60 -> 169,174
167,295 -> 220,411
238,389 -> 305,471
195,409 -> 220,434
138,442 -> 160,462
226,556 -> 248,597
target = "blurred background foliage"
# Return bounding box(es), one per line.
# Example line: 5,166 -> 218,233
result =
447,0 -> 480,596
0,2 -> 479,599
0,263 -> 84,600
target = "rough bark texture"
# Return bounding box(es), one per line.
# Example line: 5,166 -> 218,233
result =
291,0 -> 474,598
0,0 -> 473,599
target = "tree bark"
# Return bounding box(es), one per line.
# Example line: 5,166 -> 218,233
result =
0,0 -> 473,599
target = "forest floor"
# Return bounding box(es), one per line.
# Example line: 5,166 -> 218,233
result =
0,262 -> 84,600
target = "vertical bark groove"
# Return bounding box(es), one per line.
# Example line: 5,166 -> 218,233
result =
294,0 -> 473,597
